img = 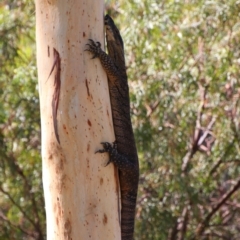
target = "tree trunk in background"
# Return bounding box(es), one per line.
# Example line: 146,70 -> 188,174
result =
36,1 -> 121,239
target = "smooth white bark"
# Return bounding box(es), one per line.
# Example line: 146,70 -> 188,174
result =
36,1 -> 120,239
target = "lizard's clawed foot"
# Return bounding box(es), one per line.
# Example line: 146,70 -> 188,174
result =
85,39 -> 102,59
95,141 -> 118,166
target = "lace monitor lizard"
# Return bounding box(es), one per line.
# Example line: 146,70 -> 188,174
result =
86,15 -> 139,240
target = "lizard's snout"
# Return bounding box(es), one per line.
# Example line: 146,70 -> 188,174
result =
104,14 -> 114,26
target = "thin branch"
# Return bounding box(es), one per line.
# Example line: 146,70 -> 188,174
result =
197,117 -> 216,147
193,177 -> 240,238
0,209 -> 35,238
7,154 -> 44,239
146,99 -> 161,117
0,185 -> 36,228
168,218 -> 179,240
182,84 -> 207,173
178,206 -> 189,240
208,142 -> 235,177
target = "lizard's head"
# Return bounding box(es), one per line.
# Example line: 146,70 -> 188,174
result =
104,14 -> 126,71
104,14 -> 124,50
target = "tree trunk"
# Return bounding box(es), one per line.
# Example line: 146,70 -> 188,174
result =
36,1 -> 121,239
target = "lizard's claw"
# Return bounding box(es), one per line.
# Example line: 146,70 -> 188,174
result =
95,142 -> 114,153
95,141 -> 118,166
85,39 -> 102,58
96,41 -> 101,48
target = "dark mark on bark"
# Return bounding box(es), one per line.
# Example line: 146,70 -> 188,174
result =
87,143 -> 90,152
87,119 -> 92,127
48,48 -> 61,143
85,79 -> 90,96
103,213 -> 108,225
64,218 -> 72,239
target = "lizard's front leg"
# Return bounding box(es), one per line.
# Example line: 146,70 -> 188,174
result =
96,142 -> 135,172
85,39 -> 119,79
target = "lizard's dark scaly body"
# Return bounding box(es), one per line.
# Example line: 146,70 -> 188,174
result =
86,15 -> 139,240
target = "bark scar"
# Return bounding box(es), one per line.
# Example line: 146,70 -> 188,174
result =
85,79 -> 90,96
48,48 -> 61,143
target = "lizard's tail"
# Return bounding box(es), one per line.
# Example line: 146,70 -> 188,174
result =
121,194 -> 137,240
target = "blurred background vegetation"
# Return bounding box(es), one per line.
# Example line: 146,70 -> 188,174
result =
1,0 -> 240,239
